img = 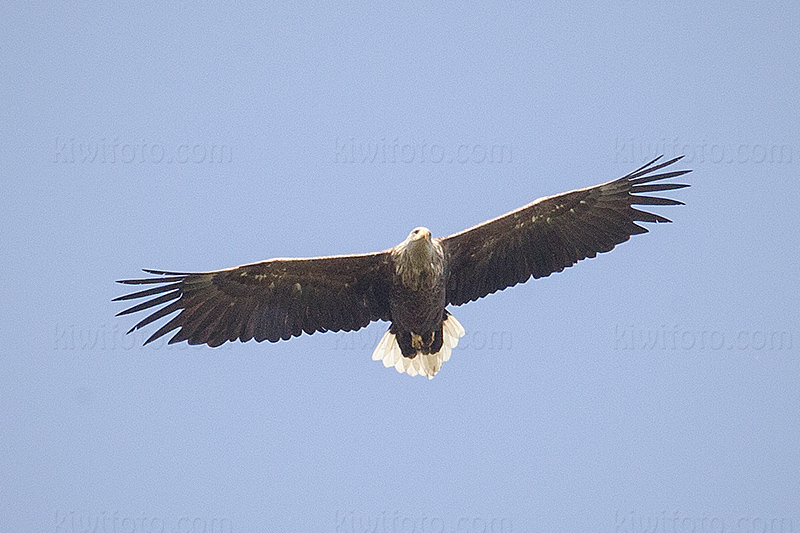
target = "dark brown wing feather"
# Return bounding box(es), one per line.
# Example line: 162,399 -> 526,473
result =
442,155 -> 690,306
115,252 -> 394,347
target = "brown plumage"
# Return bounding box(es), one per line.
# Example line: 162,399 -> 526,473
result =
115,155 -> 690,378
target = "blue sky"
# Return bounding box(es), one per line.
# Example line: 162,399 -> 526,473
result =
2,2 -> 798,532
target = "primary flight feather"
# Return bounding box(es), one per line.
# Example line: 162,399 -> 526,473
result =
116,155 -> 690,378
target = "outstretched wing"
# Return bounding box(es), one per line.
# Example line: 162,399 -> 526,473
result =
442,155 -> 690,306
115,252 -> 394,347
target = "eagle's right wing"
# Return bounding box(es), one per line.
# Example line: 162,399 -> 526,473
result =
114,252 -> 394,347
441,156 -> 690,306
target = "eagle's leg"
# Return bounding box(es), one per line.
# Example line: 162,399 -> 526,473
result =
372,314 -> 465,378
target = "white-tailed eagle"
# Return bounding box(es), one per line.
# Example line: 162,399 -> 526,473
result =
116,156 -> 690,378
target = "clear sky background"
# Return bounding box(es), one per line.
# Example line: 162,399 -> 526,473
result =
2,2 -> 798,532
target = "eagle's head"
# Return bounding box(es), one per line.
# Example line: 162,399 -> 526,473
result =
393,227 -> 443,289
407,226 -> 432,243
401,227 -> 435,259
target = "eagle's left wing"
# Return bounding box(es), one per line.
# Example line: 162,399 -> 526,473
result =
115,252 -> 394,347
441,155 -> 690,306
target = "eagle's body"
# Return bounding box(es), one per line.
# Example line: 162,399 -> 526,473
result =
381,227 -> 458,377
116,156 -> 690,378
389,228 -> 446,353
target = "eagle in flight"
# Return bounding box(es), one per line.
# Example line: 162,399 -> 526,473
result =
116,156 -> 690,378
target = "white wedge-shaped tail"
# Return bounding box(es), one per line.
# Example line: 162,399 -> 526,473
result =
371,314 -> 465,379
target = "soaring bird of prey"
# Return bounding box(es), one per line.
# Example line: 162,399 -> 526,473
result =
116,155 -> 689,378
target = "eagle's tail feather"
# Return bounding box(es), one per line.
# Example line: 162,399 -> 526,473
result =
371,314 -> 465,379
